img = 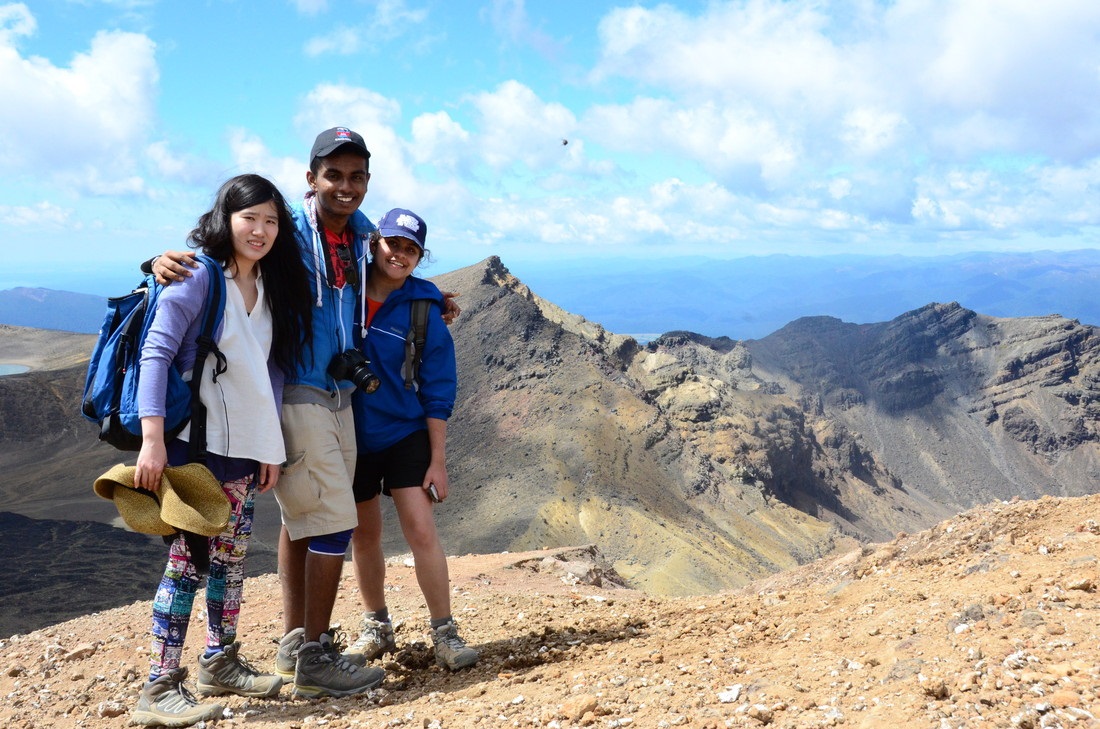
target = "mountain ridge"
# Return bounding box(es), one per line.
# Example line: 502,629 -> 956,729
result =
0,255 -> 1097,621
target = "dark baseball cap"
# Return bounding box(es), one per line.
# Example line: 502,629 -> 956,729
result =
310,127 -> 371,166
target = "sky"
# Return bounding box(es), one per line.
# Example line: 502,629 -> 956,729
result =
3,0 -> 1100,293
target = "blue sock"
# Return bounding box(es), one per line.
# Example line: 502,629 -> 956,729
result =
203,646 -> 222,659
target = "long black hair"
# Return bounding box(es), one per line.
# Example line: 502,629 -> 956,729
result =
187,173 -> 312,375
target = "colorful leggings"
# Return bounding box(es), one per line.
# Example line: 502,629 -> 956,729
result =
149,473 -> 255,678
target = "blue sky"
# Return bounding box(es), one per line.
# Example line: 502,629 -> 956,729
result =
3,0 -> 1100,291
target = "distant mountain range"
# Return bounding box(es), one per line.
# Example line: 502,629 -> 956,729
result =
3,249 -> 1099,338
513,248 -> 1100,339
0,287 -> 106,333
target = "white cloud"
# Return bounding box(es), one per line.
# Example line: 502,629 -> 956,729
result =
372,0 -> 428,31
224,130 -> 306,200
609,195 -> 666,235
293,83 -> 402,154
145,141 -> 222,186
841,108 -> 906,157
304,26 -> 362,57
9,0 -> 1100,269
594,2 -> 851,108
903,0 -> 1100,160
578,0 -> 1100,246
912,157 -> 1100,235
458,177 -> 758,254
583,98 -> 798,190
483,0 -> 561,59
64,167 -> 146,197
303,0 -> 427,58
290,0 -> 327,15
410,111 -> 471,174
97,0 -> 156,8
0,3 -> 34,43
0,8 -> 158,192
206,2 -> 1100,257
470,81 -> 577,171
0,200 -> 70,227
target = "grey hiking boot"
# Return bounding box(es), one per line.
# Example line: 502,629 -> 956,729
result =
350,615 -> 396,661
431,619 -> 479,671
325,627 -> 367,667
293,632 -> 385,698
277,627 -> 365,680
274,627 -> 304,679
131,667 -> 224,727
196,642 -> 282,698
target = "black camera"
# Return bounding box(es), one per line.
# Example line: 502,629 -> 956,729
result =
328,349 -> 380,394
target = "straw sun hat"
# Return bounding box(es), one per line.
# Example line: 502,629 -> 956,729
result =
93,462 -> 230,537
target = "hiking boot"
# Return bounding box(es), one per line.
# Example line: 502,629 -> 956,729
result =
274,627 -> 304,680
277,626 -> 366,679
131,667 -> 223,727
431,619 -> 479,671
350,615 -> 397,661
196,642 -> 282,698
293,633 -> 385,698
273,628 -> 365,677
325,627 -> 367,667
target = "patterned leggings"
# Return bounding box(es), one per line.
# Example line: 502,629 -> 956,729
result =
149,474 -> 255,678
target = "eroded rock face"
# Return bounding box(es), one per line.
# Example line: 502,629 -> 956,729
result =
745,302 -> 1100,505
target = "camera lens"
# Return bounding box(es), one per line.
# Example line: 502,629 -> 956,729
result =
350,365 -> 380,394
328,349 -> 380,394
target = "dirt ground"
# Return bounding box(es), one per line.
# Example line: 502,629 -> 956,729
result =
2,495 -> 1100,729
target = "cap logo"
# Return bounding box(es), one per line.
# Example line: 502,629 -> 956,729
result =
335,128 -> 352,140
395,214 -> 420,232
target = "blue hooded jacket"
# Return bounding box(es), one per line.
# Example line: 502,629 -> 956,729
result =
352,275 -> 456,453
284,199 -> 375,410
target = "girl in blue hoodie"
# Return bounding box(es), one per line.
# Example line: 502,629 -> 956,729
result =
348,208 -> 478,671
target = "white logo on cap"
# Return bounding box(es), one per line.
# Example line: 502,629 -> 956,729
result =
395,214 -> 419,232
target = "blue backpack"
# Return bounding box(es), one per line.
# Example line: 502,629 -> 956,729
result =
81,255 -> 226,461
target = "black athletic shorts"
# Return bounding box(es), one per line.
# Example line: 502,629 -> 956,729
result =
352,429 -> 431,502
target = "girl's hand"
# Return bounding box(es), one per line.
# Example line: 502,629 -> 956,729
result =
135,439 -> 167,491
423,463 -> 448,502
134,417 -> 168,490
257,463 -> 280,493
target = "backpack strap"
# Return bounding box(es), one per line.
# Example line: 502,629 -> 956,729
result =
186,255 -> 227,463
403,299 -> 432,391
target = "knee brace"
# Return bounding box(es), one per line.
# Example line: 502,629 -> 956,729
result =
308,529 -> 353,557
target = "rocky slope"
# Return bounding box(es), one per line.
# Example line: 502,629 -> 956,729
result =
2,495 -> 1099,728
2,258 -> 1098,625
745,303 -> 1100,505
433,259 -> 1100,594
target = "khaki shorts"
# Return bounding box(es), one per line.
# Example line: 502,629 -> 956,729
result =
273,403 -> 358,541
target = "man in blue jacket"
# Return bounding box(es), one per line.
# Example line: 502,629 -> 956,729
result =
152,127 -> 385,698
